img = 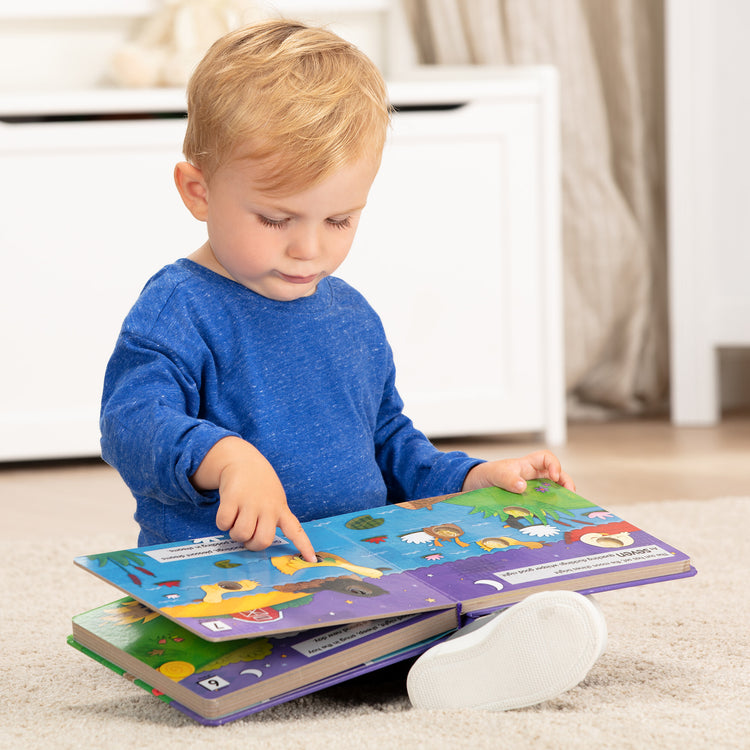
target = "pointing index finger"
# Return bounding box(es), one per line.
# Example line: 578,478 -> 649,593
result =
280,516 -> 317,563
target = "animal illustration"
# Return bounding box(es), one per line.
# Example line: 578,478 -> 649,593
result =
200,579 -> 259,603
400,523 -> 470,547
272,574 -> 387,598
565,521 -> 638,548
501,506 -> 535,530
476,536 -> 545,552
270,551 -> 385,578
424,523 -> 470,547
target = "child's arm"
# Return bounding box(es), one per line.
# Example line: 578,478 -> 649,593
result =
461,450 -> 575,494
191,436 -> 317,562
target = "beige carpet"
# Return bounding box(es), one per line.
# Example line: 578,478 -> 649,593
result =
2,497 -> 748,750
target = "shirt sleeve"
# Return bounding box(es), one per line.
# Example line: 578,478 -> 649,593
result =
373,347 -> 484,501
100,331 -> 239,507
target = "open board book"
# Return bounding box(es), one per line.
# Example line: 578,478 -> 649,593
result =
70,481 -> 695,723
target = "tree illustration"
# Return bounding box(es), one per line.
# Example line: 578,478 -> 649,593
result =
442,482 -> 596,527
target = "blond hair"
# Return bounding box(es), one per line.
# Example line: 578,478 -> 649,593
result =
183,19 -> 391,193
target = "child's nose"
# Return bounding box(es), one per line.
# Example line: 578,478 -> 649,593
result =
288,226 -> 322,260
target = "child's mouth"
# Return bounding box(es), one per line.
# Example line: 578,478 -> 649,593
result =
279,273 -> 319,285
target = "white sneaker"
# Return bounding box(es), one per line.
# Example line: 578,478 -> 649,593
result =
406,591 -> 607,711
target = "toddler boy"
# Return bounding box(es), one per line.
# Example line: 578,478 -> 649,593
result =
100,19 -> 606,711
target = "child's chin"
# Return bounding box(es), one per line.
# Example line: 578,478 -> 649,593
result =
263,284 -> 318,302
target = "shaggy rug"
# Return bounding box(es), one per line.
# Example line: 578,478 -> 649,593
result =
2,497 -> 748,750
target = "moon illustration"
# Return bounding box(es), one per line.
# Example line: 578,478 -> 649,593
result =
474,579 -> 504,591
240,668 -> 264,678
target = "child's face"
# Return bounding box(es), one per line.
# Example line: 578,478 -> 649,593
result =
190,157 -> 379,301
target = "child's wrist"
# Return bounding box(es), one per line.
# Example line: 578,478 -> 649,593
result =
461,463 -> 487,492
192,436 -> 259,490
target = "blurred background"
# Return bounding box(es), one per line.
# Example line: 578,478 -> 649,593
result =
1,0 -> 748,464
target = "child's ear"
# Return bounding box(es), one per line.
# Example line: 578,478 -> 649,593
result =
174,161 -> 209,221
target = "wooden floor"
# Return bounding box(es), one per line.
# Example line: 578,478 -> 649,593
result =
437,409 -> 750,506
2,410 -> 748,543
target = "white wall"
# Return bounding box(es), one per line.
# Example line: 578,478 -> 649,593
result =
667,0 -> 750,423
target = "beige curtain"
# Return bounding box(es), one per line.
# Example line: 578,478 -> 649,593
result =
402,0 -> 667,415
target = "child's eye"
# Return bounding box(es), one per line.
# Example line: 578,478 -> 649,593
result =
258,215 -> 288,229
327,217 -> 352,230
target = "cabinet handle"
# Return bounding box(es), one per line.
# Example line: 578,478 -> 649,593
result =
392,103 -> 467,113
0,112 -> 186,125
0,106 -> 466,123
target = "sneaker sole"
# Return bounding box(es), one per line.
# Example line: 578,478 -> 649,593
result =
406,590 -> 607,711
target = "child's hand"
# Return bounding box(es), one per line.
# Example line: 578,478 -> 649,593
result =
192,436 -> 317,562
462,450 -> 575,495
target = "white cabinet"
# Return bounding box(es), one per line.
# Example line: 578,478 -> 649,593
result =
1,97 -> 204,461
342,74 -> 564,443
0,70 -> 564,461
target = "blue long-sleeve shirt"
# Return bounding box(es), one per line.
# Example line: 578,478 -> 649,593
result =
101,259 -> 482,546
